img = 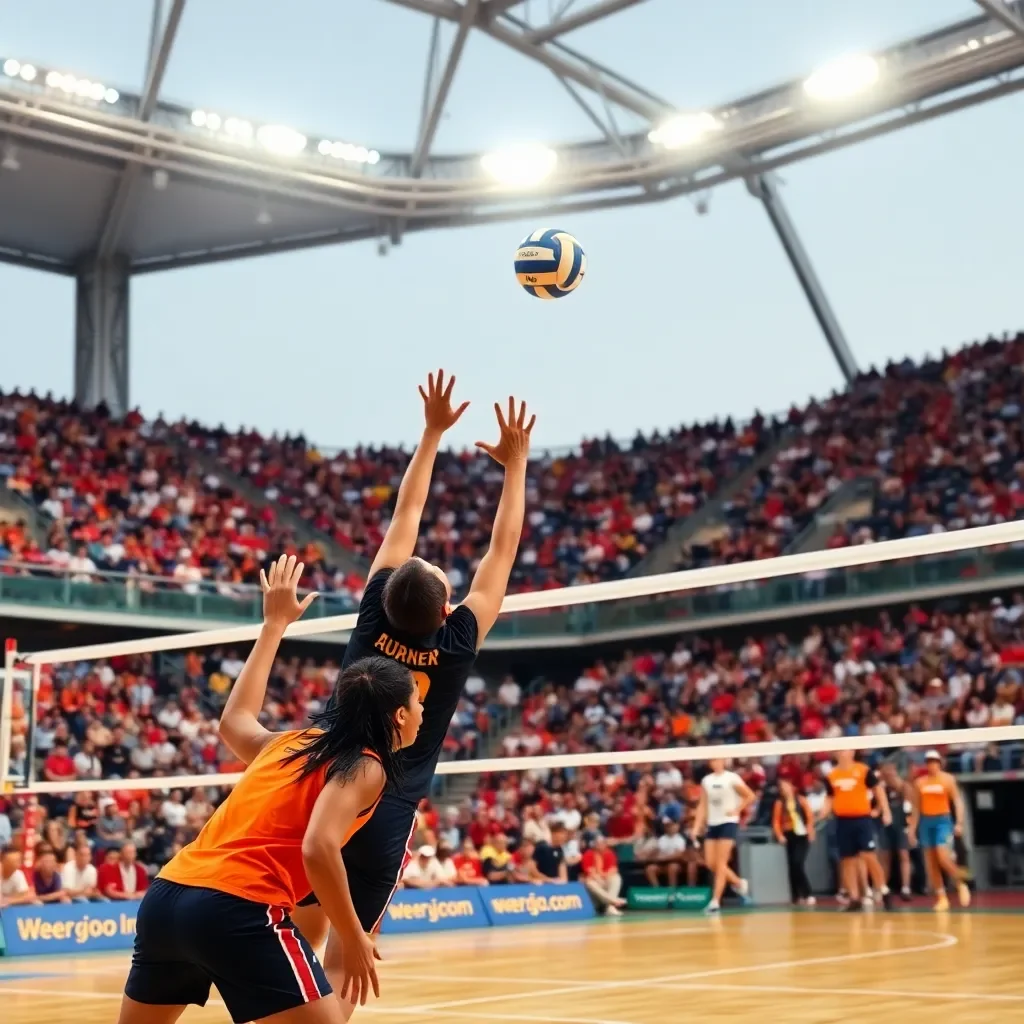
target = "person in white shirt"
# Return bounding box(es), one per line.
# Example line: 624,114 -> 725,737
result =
401,846 -> 450,889
1,848 -> 39,907
62,843 -> 103,902
694,758 -> 755,914
497,677 -> 522,708
641,820 -> 686,888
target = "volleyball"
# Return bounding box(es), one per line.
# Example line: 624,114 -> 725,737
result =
514,228 -> 586,299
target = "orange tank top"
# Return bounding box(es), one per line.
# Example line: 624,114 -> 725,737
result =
917,776 -> 951,817
160,731 -> 383,908
828,762 -> 872,817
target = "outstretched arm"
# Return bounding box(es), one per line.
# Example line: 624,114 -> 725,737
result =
368,370 -> 469,578
461,397 -> 535,646
218,555 -> 318,765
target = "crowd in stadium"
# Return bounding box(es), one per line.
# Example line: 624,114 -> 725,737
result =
1,335 -> 1021,601
3,588 -> 1021,907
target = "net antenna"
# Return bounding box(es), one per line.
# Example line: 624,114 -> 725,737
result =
7,519 -> 1024,796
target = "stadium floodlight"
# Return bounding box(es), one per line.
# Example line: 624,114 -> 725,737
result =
19,63 -> 37,83
803,54 -> 880,102
480,143 -> 557,187
317,139 -> 382,166
256,124 -> 307,157
2,59 -> 18,77
45,70 -> 61,88
648,112 -> 721,149
104,88 -> 119,104
224,117 -> 254,142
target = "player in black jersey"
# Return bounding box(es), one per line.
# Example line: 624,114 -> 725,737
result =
292,371 -> 534,1018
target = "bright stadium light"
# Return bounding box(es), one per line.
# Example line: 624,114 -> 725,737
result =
19,63 -> 36,83
224,117 -> 253,141
648,112 -> 721,149
256,124 -> 307,156
45,70 -> 61,88
317,139 -> 381,166
104,88 -> 119,104
3,59 -> 20,77
480,143 -> 557,187
803,54 -> 880,101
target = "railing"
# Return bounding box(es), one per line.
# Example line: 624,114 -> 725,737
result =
3,545 -> 1024,641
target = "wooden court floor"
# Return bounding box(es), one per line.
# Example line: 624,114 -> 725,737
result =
2,910 -> 1022,1024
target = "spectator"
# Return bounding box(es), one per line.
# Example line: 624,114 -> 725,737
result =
433,843 -> 459,887
497,676 -> 522,708
533,823 -> 568,883
581,835 -> 626,915
401,846 -> 450,889
480,833 -> 514,885
512,839 -> 543,883
32,849 -> 70,904
62,842 -> 104,902
97,842 -> 148,901
0,847 -> 39,907
452,838 -> 487,886
0,808 -> 11,847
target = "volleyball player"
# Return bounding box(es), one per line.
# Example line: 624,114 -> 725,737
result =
693,758 -> 754,914
825,750 -> 893,911
878,761 -> 913,901
120,555 -> 425,1024
907,750 -> 971,911
292,374 -> 534,1017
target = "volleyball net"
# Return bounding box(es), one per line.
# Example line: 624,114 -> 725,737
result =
2,519 -> 1024,811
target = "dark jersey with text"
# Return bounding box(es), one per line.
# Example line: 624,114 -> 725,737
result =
342,568 -> 479,806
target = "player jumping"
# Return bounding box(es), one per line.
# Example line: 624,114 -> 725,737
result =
292,371 -> 534,1019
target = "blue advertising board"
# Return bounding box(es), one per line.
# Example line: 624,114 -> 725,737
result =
378,887 -> 487,934
0,884 -> 595,955
480,883 -> 595,927
0,900 -> 143,956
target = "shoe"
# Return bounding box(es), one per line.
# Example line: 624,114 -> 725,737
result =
861,896 -> 874,911
836,890 -> 850,907
957,883 -> 971,908
606,905 -> 623,916
934,895 -> 950,912
805,896 -> 817,907
900,889 -> 912,903
704,901 -> 720,916
843,901 -> 862,912
881,889 -> 894,911
735,879 -> 752,905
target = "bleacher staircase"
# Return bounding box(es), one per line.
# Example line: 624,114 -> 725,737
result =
628,429 -> 796,578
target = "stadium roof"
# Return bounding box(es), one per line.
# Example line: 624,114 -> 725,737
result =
1,0 -> 1023,276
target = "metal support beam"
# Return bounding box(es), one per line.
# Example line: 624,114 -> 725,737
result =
96,0 -> 187,260
411,0 -> 480,176
75,257 -> 131,417
384,0 -> 666,119
975,0 -> 1024,40
747,173 -> 858,384
527,0 -> 648,43
482,0 -> 525,15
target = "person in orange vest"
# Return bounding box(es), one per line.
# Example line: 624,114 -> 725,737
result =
825,750 -> 892,911
908,750 -> 971,911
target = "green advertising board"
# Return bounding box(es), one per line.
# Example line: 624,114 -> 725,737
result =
626,887 -> 712,911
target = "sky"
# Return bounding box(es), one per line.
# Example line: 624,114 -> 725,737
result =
3,0 -> 1023,451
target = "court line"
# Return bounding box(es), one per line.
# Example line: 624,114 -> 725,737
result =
658,980 -> 1024,1004
400,931 -> 959,1012
0,986 -> 630,1024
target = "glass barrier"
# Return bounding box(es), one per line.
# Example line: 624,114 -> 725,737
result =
1,545 -> 1022,640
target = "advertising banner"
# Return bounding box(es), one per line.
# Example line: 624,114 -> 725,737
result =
1,900 -> 142,956
480,883 -> 595,927
378,887 -> 487,934
625,886 -> 711,911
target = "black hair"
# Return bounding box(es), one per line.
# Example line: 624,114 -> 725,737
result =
382,559 -> 448,637
282,656 -> 414,790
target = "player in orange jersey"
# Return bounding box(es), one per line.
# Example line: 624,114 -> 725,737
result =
908,750 -> 970,911
119,555 -> 424,1024
824,750 -> 892,911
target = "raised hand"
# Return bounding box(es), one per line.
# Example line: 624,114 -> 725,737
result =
475,397 -> 535,467
259,554 -> 318,629
419,369 -> 470,434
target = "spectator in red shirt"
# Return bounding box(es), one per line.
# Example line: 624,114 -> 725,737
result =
580,835 -> 626,916
452,838 -> 487,886
43,743 -> 76,783
96,843 -> 148,901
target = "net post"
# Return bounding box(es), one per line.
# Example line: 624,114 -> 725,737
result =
1,638 -> 16,792
26,661 -> 41,787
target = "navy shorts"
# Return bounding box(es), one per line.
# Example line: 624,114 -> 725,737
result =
706,822 -> 739,842
836,815 -> 876,859
298,793 -> 416,932
125,878 -> 330,1024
